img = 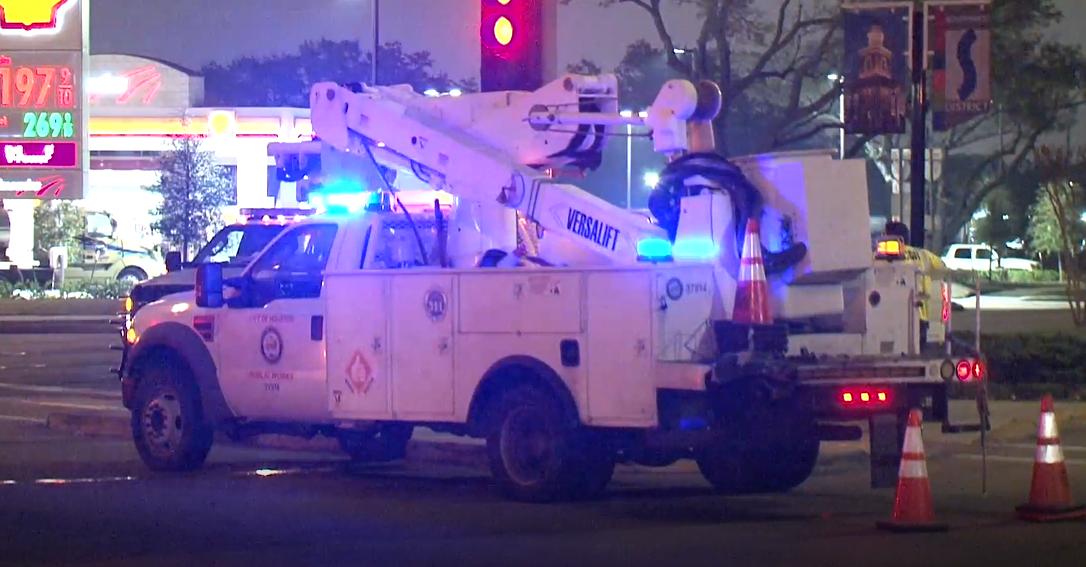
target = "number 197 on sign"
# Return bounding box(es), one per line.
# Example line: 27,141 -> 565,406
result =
22,111 -> 75,139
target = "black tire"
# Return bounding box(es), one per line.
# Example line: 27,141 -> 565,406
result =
339,424 -> 413,463
131,361 -> 213,471
487,385 -> 591,502
695,435 -> 762,494
568,437 -> 615,500
697,403 -> 820,494
117,267 -> 148,284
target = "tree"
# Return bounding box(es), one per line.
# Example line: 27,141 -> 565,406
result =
203,40 -> 471,107
147,138 -> 234,261
32,201 -> 85,262
572,1 -> 1086,249
1034,145 -> 1086,324
567,0 -> 841,157
864,1 -> 1086,249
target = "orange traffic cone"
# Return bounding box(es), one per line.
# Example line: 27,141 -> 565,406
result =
733,218 -> 772,325
1016,394 -> 1086,522
877,409 -> 948,532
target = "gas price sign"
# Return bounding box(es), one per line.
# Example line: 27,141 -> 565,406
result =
0,0 -> 86,199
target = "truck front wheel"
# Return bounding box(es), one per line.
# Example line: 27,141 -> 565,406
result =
131,363 -> 214,471
487,385 -> 610,501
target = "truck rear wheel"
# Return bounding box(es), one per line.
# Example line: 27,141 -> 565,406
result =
486,385 -> 609,501
696,404 -> 820,494
131,362 -> 213,471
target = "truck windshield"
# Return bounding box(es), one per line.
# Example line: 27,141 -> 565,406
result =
192,225 -> 284,266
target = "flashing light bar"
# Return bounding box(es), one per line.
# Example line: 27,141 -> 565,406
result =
875,237 -> 905,260
308,189 -> 456,215
637,237 -> 672,261
672,238 -> 720,260
235,208 -> 315,226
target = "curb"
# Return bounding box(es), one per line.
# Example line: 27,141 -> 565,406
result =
0,299 -> 122,317
44,411 -> 488,470
0,318 -> 118,335
46,412 -> 130,437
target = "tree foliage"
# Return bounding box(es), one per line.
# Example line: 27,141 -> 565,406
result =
572,0 -> 1085,250
1033,145 -> 1086,325
147,138 -> 234,261
32,201 -> 85,261
865,0 -> 1086,248
567,0 -> 841,156
203,40 -> 470,107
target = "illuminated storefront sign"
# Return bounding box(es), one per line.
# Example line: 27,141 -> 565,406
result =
0,0 -> 85,199
0,0 -> 75,33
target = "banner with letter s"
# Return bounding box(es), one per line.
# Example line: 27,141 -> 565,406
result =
927,1 -> 992,131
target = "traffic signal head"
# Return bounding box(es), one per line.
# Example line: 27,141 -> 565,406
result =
480,0 -> 555,92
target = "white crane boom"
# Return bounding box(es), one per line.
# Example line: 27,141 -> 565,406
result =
272,74 -> 714,265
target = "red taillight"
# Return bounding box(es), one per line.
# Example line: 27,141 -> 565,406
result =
956,360 -> 972,381
956,358 -> 984,382
839,388 -> 892,407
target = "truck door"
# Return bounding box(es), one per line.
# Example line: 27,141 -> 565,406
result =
216,223 -> 338,421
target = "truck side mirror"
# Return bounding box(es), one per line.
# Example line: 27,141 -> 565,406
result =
195,263 -> 224,308
165,251 -> 183,272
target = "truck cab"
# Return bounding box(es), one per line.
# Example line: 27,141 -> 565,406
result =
125,208 -> 313,316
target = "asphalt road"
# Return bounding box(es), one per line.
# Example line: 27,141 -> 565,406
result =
0,334 -> 1084,566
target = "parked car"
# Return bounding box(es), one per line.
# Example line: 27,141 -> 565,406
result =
0,206 -> 9,260
941,243 -> 1039,272
63,211 -> 166,285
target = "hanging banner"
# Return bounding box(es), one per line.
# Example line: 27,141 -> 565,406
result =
927,1 -> 992,131
842,2 -> 913,135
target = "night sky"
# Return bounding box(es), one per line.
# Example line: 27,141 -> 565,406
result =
88,0 -> 701,78
90,0 -> 1083,139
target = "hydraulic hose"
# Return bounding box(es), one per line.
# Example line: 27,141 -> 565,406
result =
647,152 -> 807,275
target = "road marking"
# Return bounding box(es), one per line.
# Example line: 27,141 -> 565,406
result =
955,454 -> 1086,466
0,414 -> 45,424
0,382 -> 121,400
991,442 -> 1086,453
27,400 -> 122,412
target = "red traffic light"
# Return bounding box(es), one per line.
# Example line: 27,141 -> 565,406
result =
480,0 -> 554,92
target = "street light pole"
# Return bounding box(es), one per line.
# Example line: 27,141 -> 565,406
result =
838,88 -> 846,159
620,110 -> 633,209
371,0 -> 380,85
828,73 -> 846,159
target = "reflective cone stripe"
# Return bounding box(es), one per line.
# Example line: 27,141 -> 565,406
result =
1017,394 -> 1086,522
1036,410 -> 1063,464
877,409 -> 946,532
733,218 -> 772,325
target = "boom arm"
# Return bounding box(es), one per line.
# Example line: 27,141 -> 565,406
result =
273,75 -> 716,265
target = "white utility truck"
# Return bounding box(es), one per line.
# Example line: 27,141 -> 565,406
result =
120,75 -> 981,501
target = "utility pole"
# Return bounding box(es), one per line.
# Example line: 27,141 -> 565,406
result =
371,0 -> 380,85
909,7 -> 927,249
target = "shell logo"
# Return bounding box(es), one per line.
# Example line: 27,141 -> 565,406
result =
0,0 -> 71,32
